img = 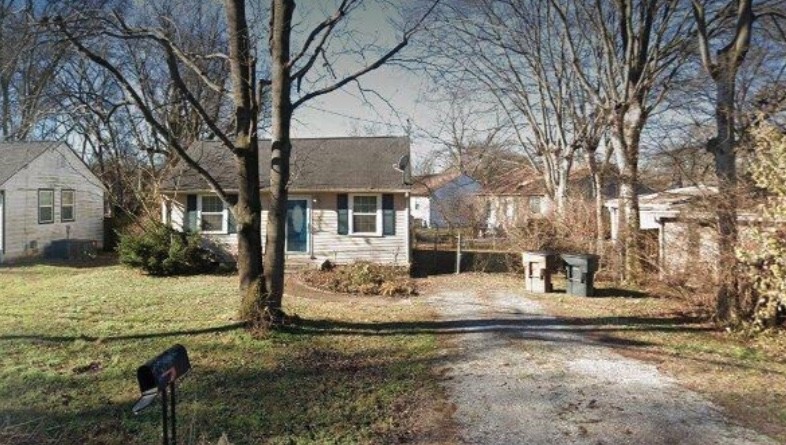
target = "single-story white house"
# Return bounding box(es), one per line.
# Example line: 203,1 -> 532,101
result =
605,185 -> 723,274
0,142 -> 105,263
161,136 -> 412,267
410,170 -> 483,228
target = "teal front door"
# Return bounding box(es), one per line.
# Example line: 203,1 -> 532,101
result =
286,199 -> 309,253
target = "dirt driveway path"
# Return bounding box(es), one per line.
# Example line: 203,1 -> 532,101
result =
426,284 -> 776,445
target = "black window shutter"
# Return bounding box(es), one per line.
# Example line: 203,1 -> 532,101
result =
186,194 -> 198,232
337,193 -> 349,235
227,194 -> 238,234
382,194 -> 395,236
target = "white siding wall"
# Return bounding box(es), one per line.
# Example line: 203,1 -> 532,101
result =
1,147 -> 104,262
661,221 -> 719,276
410,196 -> 430,227
166,191 -> 410,266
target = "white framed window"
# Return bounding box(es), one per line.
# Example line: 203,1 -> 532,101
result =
199,195 -> 227,233
38,189 -> 54,224
349,194 -> 381,235
61,189 -> 75,222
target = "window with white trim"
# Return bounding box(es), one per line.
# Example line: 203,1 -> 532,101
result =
350,194 -> 381,235
38,189 -> 54,224
200,195 -> 227,233
61,190 -> 75,222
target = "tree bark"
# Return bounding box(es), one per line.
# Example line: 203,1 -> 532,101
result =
612,103 -> 645,284
263,0 -> 295,322
555,156 -> 571,216
585,147 -> 605,254
690,0 -> 753,324
225,0 -> 269,324
711,67 -> 739,322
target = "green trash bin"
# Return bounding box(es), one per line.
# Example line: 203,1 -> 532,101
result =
562,254 -> 600,296
521,251 -> 560,293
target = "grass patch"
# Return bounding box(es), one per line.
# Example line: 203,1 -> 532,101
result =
0,261 -> 447,444
523,277 -> 786,443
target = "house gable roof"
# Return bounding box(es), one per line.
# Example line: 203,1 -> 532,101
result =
0,142 -> 53,186
411,170 -> 478,196
163,136 -> 411,192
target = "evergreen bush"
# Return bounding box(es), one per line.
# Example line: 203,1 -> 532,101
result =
117,222 -> 217,276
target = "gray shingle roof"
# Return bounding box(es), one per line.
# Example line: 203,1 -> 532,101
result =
0,142 -> 56,186
163,136 -> 411,192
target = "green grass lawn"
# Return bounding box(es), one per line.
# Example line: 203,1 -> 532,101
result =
0,260 -> 447,445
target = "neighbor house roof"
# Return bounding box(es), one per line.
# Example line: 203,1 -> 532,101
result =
163,136 -> 411,192
411,169 -> 466,196
479,165 -> 542,196
0,142 -> 53,186
480,164 -> 629,198
604,185 -> 719,211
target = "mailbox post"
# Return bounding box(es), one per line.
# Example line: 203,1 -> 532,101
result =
133,344 -> 191,445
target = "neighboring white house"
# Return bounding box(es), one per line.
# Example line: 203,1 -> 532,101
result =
0,142 -> 105,263
410,171 -> 483,228
161,137 -> 412,266
604,185 -> 721,274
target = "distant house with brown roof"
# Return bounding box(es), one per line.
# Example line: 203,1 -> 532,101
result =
479,166 -> 620,231
161,137 -> 412,266
410,170 -> 483,228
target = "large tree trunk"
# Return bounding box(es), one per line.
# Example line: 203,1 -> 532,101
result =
263,0 -> 295,322
612,104 -> 645,284
225,0 -> 269,324
711,67 -> 739,322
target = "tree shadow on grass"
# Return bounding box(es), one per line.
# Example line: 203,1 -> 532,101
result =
282,315 -> 786,376
285,314 -> 710,338
0,322 -> 246,343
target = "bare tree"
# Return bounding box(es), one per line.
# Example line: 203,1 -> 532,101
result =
425,0 -> 605,215
551,0 -> 692,283
691,0 -> 786,322
0,0 -> 68,140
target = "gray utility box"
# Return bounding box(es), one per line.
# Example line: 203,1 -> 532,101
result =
562,253 -> 600,296
522,251 -> 560,293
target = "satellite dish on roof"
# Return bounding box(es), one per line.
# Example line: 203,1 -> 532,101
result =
394,154 -> 409,172
394,154 -> 412,185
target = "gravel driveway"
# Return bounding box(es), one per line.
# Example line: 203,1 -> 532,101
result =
427,285 -> 776,445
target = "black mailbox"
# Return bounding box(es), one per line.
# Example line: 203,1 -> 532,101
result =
133,344 -> 190,445
137,344 -> 191,393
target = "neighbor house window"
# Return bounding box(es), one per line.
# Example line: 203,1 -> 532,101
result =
528,196 -> 541,214
38,189 -> 54,224
350,194 -> 380,235
200,195 -> 226,233
61,190 -> 75,222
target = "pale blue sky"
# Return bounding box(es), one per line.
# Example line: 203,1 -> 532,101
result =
283,1 -> 444,166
